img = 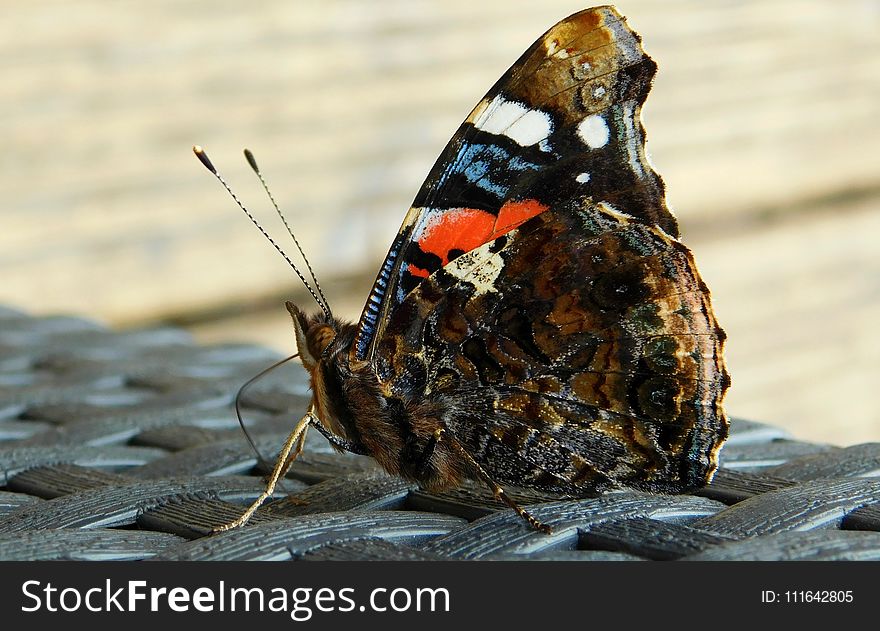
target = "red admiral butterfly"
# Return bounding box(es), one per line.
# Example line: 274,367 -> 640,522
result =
197,5 -> 729,532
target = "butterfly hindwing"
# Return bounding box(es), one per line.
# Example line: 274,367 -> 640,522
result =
353,6 -> 675,362
373,201 -> 728,494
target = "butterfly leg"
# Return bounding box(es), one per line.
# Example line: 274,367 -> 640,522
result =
309,416 -> 371,455
272,428 -> 310,506
212,410 -> 313,533
434,428 -> 552,534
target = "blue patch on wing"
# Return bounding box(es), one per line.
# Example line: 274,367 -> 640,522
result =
441,141 -> 542,201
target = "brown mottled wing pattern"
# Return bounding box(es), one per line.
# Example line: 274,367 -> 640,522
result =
374,201 -> 729,495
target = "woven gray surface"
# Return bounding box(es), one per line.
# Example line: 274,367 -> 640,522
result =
1,305 -> 878,561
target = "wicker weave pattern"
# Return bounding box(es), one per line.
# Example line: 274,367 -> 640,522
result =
1,306 -> 878,561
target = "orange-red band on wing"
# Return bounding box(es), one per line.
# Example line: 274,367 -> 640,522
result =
407,199 -> 548,278
495,199 -> 548,235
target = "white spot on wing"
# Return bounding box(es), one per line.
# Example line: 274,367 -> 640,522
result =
577,114 -> 609,149
472,95 -> 552,147
575,172 -> 591,183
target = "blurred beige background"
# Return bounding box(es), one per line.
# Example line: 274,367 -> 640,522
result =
2,0 -> 879,445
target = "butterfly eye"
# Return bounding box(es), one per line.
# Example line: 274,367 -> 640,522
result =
309,324 -> 337,359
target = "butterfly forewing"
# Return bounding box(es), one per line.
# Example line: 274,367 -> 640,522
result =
353,6 -> 676,363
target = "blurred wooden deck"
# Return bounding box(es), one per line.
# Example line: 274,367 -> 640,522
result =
2,1 -> 879,445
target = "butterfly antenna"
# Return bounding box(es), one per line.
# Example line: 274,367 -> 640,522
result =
234,352 -> 301,482
243,148 -> 331,318
193,145 -> 331,319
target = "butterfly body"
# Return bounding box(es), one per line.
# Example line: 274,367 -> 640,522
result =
231,6 -> 729,530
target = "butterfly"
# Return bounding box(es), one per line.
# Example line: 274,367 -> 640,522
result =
198,5 -> 730,533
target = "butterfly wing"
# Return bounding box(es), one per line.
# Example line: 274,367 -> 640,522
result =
352,6 -> 729,494
353,6 -> 675,362
373,202 -> 729,494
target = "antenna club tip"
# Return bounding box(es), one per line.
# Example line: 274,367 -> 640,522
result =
244,148 -> 260,174
193,145 -> 217,174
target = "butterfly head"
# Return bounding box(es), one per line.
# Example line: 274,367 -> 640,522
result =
286,300 -> 363,446
286,300 -> 342,371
